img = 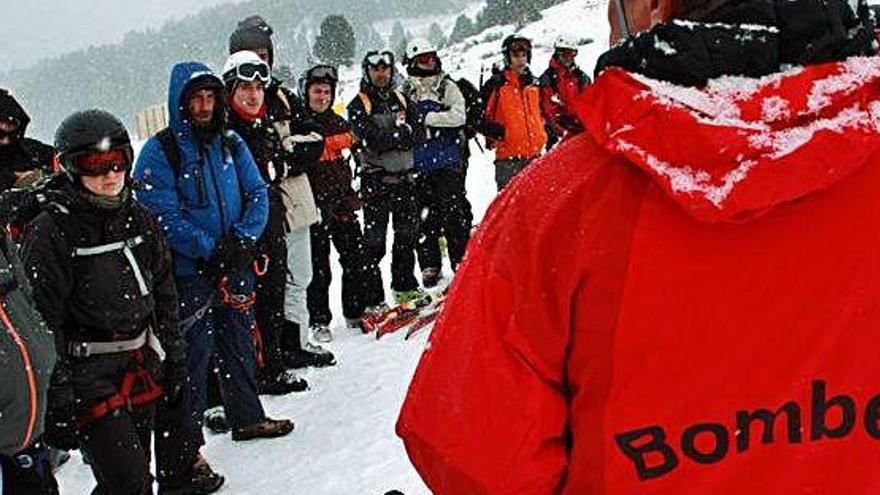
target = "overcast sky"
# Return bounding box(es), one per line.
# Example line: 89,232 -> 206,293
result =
0,0 -> 243,70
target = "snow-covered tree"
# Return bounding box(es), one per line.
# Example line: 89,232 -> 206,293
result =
313,15 -> 356,66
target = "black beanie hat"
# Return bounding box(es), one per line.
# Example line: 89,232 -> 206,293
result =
229,15 -> 275,67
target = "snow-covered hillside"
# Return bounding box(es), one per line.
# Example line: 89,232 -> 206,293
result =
58,1 -> 608,493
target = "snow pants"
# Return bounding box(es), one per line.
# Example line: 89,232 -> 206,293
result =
362,172 -> 420,293
284,226 -> 312,345
416,167 -> 473,272
255,196 -> 291,377
80,402 -> 154,495
177,274 -> 265,446
495,157 -> 534,191
307,217 -> 383,326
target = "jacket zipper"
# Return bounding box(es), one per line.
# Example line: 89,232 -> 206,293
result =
205,146 -> 229,235
0,296 -> 39,451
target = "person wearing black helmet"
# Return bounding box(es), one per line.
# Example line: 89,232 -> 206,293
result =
480,34 -> 547,191
348,50 -> 426,307
20,109 -> 194,494
300,64 -> 384,339
229,15 -> 331,369
0,89 -> 55,191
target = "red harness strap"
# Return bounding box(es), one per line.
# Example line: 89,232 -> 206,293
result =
76,351 -> 163,427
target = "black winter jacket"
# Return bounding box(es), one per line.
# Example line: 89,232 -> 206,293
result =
22,182 -> 184,412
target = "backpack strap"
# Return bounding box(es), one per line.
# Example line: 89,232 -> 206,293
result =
393,90 -> 407,110
358,91 -> 373,116
156,128 -> 183,178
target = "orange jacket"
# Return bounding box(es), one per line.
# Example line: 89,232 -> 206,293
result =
483,69 -> 547,161
398,56 -> 880,493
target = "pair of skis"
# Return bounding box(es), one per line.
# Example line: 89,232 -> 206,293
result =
363,289 -> 449,340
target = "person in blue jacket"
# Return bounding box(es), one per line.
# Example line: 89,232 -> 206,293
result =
134,62 -> 294,450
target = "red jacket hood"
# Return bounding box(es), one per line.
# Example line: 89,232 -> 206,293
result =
578,56 -> 880,223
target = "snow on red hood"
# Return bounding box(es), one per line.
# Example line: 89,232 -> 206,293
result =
578,56 -> 880,222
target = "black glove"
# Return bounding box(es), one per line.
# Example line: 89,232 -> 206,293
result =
43,400 -> 78,451
481,122 -> 505,140
162,359 -> 188,405
210,234 -> 255,277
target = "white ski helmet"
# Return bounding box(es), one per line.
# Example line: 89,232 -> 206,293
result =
222,50 -> 271,92
554,34 -> 580,51
406,38 -> 438,61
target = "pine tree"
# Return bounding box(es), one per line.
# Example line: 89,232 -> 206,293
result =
428,22 -> 447,48
449,14 -> 476,44
313,14 -> 356,67
389,21 -> 409,60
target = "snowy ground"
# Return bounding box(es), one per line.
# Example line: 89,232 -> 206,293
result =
58,1 -> 609,492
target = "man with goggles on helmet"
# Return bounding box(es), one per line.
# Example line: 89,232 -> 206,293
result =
229,15 -> 329,370
400,39 -> 473,289
223,50 -> 332,397
21,109 -> 198,494
479,34 -> 547,191
299,63 -> 384,340
348,50 -> 426,306
538,35 -> 591,148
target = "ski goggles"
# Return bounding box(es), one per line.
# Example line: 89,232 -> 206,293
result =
74,149 -> 131,176
365,51 -> 394,67
307,64 -> 338,83
413,52 -> 437,65
229,61 -> 271,83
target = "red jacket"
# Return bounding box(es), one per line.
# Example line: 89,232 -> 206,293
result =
397,56 -> 880,494
539,57 -> 589,136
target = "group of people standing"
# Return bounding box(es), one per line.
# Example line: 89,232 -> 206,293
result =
0,11 -> 592,495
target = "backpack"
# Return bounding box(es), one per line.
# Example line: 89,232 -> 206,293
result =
453,77 -> 484,141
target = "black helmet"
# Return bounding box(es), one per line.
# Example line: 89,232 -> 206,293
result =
299,64 -> 339,101
54,109 -> 132,176
502,34 -> 532,65
229,15 -> 275,67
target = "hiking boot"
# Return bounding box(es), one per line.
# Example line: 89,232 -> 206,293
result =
204,406 -> 229,434
393,288 -> 428,305
284,342 -> 336,369
311,324 -> 333,343
232,417 -> 294,441
258,369 -> 309,395
159,455 -> 225,494
421,267 -> 442,288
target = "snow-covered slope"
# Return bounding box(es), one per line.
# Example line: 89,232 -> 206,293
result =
58,1 -> 608,493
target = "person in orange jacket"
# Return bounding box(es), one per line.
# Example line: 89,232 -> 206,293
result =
397,0 -> 880,493
480,35 -> 547,191
300,64 -> 384,340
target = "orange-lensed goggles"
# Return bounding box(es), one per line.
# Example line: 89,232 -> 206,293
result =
75,150 -> 130,176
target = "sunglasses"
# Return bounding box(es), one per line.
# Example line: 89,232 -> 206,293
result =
307,64 -> 338,82
365,51 -> 394,67
557,48 -> 578,57
231,61 -> 271,83
75,150 -> 131,177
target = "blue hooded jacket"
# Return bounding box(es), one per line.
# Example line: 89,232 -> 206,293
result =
134,62 -> 268,277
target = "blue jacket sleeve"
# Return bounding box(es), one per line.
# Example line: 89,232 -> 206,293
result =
133,138 -> 217,260
228,132 -> 269,243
